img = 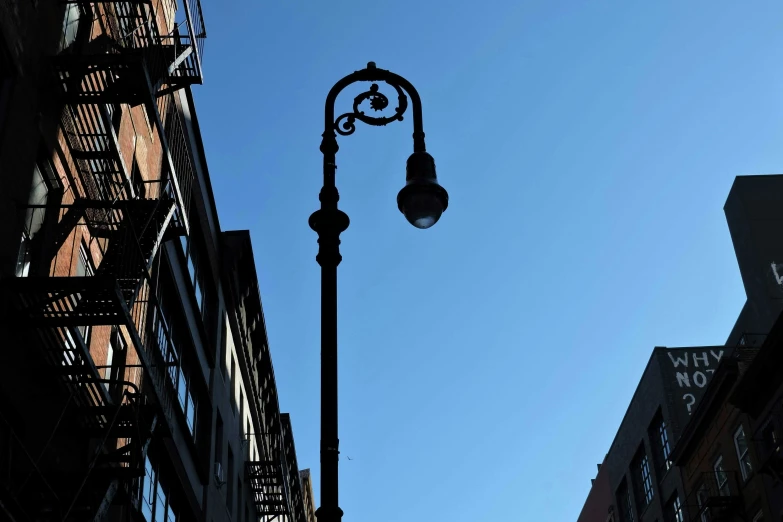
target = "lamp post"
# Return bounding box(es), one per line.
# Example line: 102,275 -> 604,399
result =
309,62 -> 448,522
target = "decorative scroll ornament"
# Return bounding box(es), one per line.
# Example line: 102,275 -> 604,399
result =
334,82 -> 409,136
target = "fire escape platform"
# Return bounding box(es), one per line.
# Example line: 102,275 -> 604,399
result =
247,460 -> 290,516
3,276 -> 130,328
54,53 -> 150,106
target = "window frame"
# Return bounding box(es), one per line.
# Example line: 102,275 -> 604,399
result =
713,455 -> 729,496
156,289 -> 198,440
671,495 -> 683,522
640,453 -> 654,505
141,455 -> 178,522
658,418 -> 672,472
76,242 -> 95,346
617,478 -> 635,522
696,483 -> 710,522
734,424 -> 752,481
179,233 -> 206,316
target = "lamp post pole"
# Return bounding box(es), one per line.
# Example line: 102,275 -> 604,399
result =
309,62 -> 449,522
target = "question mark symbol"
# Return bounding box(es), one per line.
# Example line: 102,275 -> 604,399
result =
684,393 -> 696,414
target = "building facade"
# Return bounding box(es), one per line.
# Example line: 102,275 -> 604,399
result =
730,311 -> 783,522
601,346 -> 730,522
576,459 -> 612,522
576,174 -> 783,522
0,2 -> 310,521
671,347 -> 770,522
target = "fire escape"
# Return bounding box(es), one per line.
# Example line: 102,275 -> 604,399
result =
247,341 -> 293,520
0,0 -> 205,519
753,410 -> 783,483
684,471 -> 744,522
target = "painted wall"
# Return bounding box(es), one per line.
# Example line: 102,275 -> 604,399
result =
655,347 -> 733,436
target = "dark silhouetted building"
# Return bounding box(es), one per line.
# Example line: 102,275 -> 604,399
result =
671,346 -> 770,522
576,459 -> 612,522
576,174 -> 783,522
602,346 -> 730,522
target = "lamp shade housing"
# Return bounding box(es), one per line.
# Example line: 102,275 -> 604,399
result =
397,151 -> 449,229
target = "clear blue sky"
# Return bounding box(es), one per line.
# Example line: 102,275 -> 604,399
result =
194,2 -> 783,520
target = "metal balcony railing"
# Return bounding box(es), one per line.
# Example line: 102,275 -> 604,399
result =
753,411 -> 783,480
56,0 -> 206,101
245,430 -> 292,517
685,471 -> 743,522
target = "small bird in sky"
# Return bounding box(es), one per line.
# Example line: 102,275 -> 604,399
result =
346,456 -> 353,461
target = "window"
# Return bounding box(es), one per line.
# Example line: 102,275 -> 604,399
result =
632,448 -> 653,509
104,328 -> 125,395
649,414 -> 672,473
230,354 -> 237,413
141,456 -> 178,522
666,495 -> 684,522
617,479 -> 635,522
155,293 -> 197,439
227,446 -> 234,515
221,315 -> 229,378
76,243 -> 94,346
640,454 -> 654,504
696,483 -> 710,522
713,455 -> 729,496
60,3 -> 81,51
215,413 -> 224,470
179,234 -> 206,314
239,388 -> 244,425
237,478 -> 243,522
228,351 -> 234,388
734,425 -> 753,481
16,163 -> 51,277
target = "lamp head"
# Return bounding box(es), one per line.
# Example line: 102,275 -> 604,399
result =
397,151 -> 449,229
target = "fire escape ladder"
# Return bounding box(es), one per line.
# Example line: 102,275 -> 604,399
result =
61,382 -> 158,521
55,0 -> 206,104
93,198 -> 175,308
61,102 -> 134,203
247,431 -> 291,517
684,471 -> 744,522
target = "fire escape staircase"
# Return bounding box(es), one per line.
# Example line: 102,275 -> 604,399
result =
684,471 -> 744,522
55,0 -> 205,106
247,429 -> 292,519
1,194 -> 172,519
247,459 -> 290,517
0,1 -> 203,519
753,412 -> 783,482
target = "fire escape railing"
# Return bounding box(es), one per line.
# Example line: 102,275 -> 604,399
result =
246,430 -> 292,518
752,410 -> 783,480
0,0 -> 206,517
684,471 -> 744,522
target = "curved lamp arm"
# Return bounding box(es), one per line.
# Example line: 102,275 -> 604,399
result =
320,62 -> 426,161
314,62 -> 447,231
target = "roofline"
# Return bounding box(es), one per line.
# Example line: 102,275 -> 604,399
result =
184,86 -> 223,240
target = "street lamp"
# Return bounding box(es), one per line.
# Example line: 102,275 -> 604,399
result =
308,62 -> 448,522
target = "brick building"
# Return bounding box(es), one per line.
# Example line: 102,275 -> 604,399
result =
730,311 -> 783,521
576,459 -> 612,522
0,2 -> 311,521
601,346 -> 730,522
299,470 -> 316,522
671,346 -> 770,522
